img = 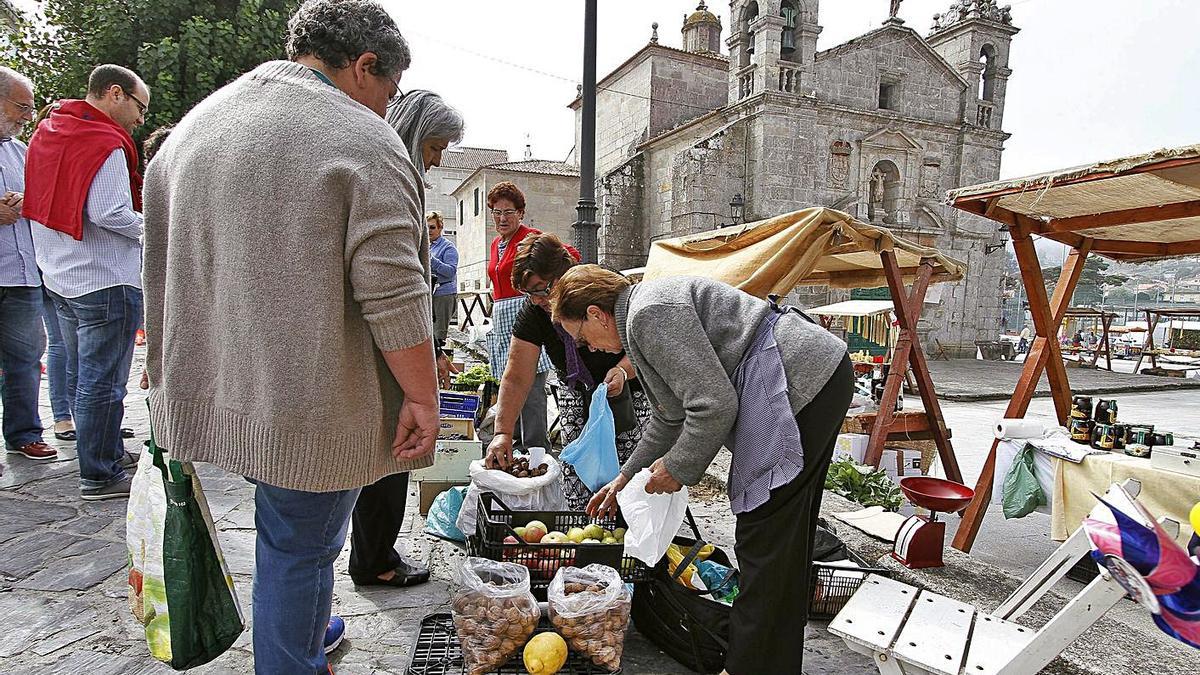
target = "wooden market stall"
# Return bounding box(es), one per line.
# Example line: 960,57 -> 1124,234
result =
946,143 -> 1200,552
643,207 -> 966,481
1133,307 -> 1200,374
808,299 -> 898,357
1060,306 -> 1118,370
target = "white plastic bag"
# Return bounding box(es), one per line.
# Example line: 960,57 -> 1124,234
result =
617,468 -> 689,566
457,454 -> 566,535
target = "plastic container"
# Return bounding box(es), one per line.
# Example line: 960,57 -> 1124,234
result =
468,493 -> 648,599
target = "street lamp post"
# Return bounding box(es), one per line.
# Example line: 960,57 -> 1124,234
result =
572,0 -> 600,263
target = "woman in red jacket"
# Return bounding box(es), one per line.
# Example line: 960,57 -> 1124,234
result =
486,181 -> 558,450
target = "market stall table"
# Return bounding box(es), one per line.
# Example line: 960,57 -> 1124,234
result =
947,142 -> 1200,552
1051,451 -> 1198,544
1133,307 -> 1200,374
1059,307 -> 1117,371
643,207 -> 966,483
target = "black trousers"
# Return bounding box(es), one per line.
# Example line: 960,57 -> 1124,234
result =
347,472 -> 409,580
725,356 -> 855,675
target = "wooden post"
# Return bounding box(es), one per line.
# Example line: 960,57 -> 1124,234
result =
1101,314 -> 1113,371
1135,309 -> 1160,372
862,253 -> 962,484
952,236 -> 1091,552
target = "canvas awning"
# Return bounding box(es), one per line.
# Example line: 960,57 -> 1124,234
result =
949,143 -> 1200,262
808,300 -> 895,318
642,207 -> 965,298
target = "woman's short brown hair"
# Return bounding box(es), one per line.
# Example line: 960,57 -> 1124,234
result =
486,181 -> 526,210
550,264 -> 630,322
426,210 -> 444,227
511,232 -> 575,291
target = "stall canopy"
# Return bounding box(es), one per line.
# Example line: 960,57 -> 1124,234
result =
949,144 -> 1200,262
643,207 -> 965,297
947,142 -> 1200,553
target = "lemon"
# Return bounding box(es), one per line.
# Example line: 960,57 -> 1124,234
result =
523,631 -> 568,675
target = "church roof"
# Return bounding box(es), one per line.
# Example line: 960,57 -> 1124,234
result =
437,146 -> 508,170
816,21 -> 971,91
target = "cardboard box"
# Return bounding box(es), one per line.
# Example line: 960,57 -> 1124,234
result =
438,417 -> 475,440
411,439 -> 483,482
418,479 -> 468,516
834,433 -> 870,463
880,447 -> 924,484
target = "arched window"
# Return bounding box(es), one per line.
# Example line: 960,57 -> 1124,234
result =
867,160 -> 902,224
739,1 -> 760,68
780,0 -> 799,61
979,44 -> 997,100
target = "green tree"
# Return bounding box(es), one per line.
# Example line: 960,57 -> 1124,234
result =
1040,256 -> 1130,306
4,0 -> 298,141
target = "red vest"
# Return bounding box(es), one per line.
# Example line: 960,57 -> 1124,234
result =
23,99 -> 143,240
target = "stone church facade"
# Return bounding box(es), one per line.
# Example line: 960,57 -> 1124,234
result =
573,1 -> 1019,355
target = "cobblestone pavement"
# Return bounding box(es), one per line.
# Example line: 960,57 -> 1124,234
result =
0,346 -> 874,674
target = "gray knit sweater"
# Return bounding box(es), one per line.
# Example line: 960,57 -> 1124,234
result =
615,276 -> 847,486
142,61 -> 433,492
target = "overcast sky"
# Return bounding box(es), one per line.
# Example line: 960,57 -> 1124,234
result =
385,0 -> 1199,180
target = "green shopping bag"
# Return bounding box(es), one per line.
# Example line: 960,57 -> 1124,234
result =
1001,443 -> 1046,520
126,408 -> 244,669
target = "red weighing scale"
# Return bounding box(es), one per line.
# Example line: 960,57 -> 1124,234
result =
892,477 -> 975,569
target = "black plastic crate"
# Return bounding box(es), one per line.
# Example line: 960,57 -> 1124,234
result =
808,550 -> 890,620
406,612 -> 620,675
468,493 -> 648,595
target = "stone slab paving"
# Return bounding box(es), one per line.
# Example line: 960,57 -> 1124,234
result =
926,357 -> 1200,401
0,346 -> 875,674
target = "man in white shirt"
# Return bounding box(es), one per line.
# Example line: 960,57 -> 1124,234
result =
25,64 -> 149,500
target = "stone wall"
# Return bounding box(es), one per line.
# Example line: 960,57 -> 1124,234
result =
451,173 -> 491,291
584,58 -> 652,178
598,154 -> 646,271
648,53 -> 727,139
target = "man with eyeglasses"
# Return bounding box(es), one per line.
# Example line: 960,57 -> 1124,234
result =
23,64 -> 151,500
0,65 -> 54,471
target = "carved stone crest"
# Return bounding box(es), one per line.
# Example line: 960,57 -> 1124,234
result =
920,159 -> 941,199
828,140 -> 852,190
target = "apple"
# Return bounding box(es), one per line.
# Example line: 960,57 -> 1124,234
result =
602,536 -> 619,544
582,524 -> 605,541
613,527 -> 627,540
542,532 -> 569,544
567,527 -> 586,544
525,520 -> 548,533
513,526 -> 527,539
502,535 -> 521,557
581,538 -> 601,544
523,524 -> 547,544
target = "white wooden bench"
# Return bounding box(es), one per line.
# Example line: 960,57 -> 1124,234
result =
829,479 -> 1178,675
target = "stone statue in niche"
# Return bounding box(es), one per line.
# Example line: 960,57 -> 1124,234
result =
828,141 -> 851,189
868,168 -> 886,222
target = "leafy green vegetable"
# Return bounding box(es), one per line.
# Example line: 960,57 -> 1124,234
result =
825,458 -> 905,511
453,364 -> 497,388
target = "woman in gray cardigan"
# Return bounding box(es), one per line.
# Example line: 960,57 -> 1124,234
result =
550,264 -> 853,675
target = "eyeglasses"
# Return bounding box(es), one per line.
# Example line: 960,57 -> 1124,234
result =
5,99 -> 33,116
520,279 -> 553,298
490,208 -> 520,218
126,90 -> 148,116
569,318 -> 589,349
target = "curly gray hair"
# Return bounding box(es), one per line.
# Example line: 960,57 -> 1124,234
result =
385,90 -> 464,177
286,0 -> 411,78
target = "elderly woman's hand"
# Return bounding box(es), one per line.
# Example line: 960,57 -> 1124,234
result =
645,458 -> 683,494
586,471 -> 631,520
603,366 -> 627,397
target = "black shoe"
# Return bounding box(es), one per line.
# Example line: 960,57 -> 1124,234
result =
54,430 -> 77,441
121,427 -> 135,439
351,558 -> 431,588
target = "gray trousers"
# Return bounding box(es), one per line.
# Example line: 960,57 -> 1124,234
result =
516,370 -> 549,450
432,294 -> 456,346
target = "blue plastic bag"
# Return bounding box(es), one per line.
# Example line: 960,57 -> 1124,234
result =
424,486 -> 468,542
560,386 -> 620,492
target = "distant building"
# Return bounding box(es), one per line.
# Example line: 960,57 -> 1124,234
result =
450,160 -> 581,292
573,0 -> 1020,356
426,146 -> 507,242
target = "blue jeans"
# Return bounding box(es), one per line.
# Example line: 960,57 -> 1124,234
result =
251,481 -> 360,674
0,285 -> 45,448
48,286 -> 141,488
42,286 -> 74,422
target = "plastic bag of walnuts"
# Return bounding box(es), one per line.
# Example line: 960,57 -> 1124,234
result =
452,557 -> 541,675
548,564 -> 631,671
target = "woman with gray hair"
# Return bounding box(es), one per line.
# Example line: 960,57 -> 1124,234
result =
347,89 -> 464,592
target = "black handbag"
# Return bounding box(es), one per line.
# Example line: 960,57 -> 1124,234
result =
630,509 -> 733,673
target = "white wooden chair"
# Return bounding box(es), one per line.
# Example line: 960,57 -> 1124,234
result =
829,479 -> 1178,675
